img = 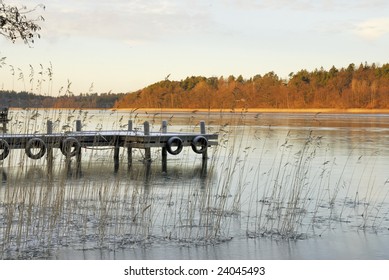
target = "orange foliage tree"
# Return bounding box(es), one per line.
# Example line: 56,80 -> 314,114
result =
114,62 -> 389,110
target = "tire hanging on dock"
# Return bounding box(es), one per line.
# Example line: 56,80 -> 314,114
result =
191,135 -> 208,154
60,137 -> 81,157
166,136 -> 183,155
25,138 -> 47,160
0,139 -> 10,160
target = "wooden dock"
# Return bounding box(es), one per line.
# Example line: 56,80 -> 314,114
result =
0,119 -> 218,174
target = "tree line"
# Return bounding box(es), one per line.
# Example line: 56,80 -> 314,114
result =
1,62 -> 388,110
115,62 -> 389,109
0,91 -> 124,108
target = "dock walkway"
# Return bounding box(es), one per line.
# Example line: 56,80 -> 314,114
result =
0,119 -> 218,174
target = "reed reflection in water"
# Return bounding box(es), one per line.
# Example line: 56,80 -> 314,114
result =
1,109 -> 389,259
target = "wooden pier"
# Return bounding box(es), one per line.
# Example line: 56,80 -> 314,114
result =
0,119 -> 218,175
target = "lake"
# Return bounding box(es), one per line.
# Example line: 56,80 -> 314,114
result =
1,109 -> 389,259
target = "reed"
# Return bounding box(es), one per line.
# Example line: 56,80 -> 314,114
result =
1,109 -> 388,259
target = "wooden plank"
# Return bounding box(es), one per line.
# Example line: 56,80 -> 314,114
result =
0,128 -> 218,155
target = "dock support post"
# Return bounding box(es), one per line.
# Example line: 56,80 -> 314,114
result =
76,120 -> 82,132
127,120 -> 133,169
47,120 -> 53,176
114,136 -> 120,173
200,121 -> 207,160
143,121 -> 152,180
144,121 -> 151,162
0,122 -> 6,134
0,107 -> 9,133
75,120 -> 82,177
200,121 -> 208,177
161,120 -> 168,173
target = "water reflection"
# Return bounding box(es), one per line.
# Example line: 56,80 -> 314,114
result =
1,169 -> 7,183
0,158 -> 214,188
52,230 -> 389,260
2,110 -> 389,260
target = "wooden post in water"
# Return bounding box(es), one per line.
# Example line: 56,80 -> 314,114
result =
0,107 -> 9,134
200,121 -> 207,160
143,121 -> 152,179
144,121 -> 151,162
200,121 -> 208,177
47,120 -> 53,175
76,120 -> 82,132
127,120 -> 133,169
114,136 -> 120,173
75,120 -> 82,176
161,120 -> 168,173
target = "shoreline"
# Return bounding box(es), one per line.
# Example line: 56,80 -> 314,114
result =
8,107 -> 389,114
115,108 -> 389,114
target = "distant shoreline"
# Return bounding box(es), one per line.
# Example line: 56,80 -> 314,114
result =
115,108 -> 389,114
8,107 -> 389,114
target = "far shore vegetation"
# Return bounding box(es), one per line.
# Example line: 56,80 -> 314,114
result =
1,62 -> 389,110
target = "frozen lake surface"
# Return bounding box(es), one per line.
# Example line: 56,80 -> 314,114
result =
1,109 -> 389,259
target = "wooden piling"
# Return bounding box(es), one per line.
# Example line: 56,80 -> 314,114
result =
0,122 -> 6,134
200,120 -> 208,177
76,120 -> 82,132
161,120 -> 168,173
127,120 -> 133,168
144,121 -> 151,162
143,121 -> 152,184
47,120 -> 53,175
75,120 -> 82,176
200,121 -> 208,160
114,136 -> 120,173
0,107 -> 9,134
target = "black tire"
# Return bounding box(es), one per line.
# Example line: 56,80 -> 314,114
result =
60,137 -> 81,157
191,136 -> 208,154
0,139 -> 10,160
166,137 -> 183,155
25,138 -> 46,159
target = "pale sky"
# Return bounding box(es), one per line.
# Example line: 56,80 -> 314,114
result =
1,0 -> 388,96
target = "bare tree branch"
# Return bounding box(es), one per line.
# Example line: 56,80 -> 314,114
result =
0,1 -> 45,45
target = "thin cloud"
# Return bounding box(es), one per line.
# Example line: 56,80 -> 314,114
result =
354,17 -> 389,40
39,0 -> 214,44
220,0 -> 387,11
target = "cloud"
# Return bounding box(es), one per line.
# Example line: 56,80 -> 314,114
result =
39,0 -> 214,44
220,0 -> 388,11
354,18 -> 389,40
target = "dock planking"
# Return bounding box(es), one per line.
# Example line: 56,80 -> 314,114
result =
0,130 -> 218,149
0,119 -> 218,174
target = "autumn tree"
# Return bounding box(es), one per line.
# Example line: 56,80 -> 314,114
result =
112,63 -> 389,110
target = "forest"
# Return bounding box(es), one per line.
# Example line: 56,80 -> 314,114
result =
114,63 -> 389,110
0,91 -> 124,109
1,62 -> 389,109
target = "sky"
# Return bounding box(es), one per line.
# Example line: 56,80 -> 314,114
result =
1,0 -> 389,96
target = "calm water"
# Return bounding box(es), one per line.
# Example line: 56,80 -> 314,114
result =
1,109 -> 389,259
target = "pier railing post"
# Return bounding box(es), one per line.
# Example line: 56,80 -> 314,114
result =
76,120 -> 82,132
161,120 -> 168,173
127,120 -> 133,169
144,121 -> 151,162
0,107 -> 9,133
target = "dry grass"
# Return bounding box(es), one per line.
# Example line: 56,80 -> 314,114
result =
1,109 -> 388,259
